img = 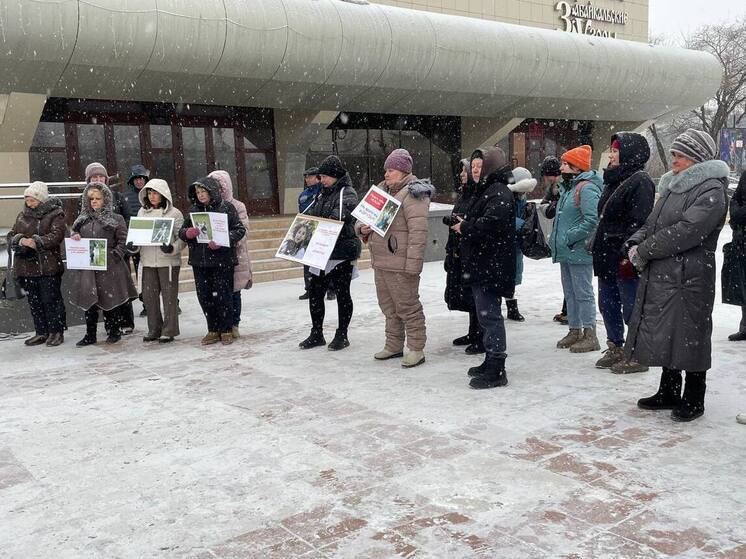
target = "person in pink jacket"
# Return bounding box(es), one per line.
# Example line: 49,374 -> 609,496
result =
208,170 -> 253,337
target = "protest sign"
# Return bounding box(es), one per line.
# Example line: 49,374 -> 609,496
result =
126,217 -> 174,246
190,212 -> 230,247
352,185 -> 402,237
65,238 -> 107,270
276,215 -> 343,269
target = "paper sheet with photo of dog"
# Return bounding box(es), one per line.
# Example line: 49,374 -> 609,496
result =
275,214 -> 343,270
351,185 -> 402,237
65,238 -> 107,270
126,217 -> 175,246
189,212 -> 230,247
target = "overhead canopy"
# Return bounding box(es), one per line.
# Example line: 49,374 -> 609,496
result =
0,0 -> 723,121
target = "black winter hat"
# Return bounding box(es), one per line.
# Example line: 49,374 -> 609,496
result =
317,155 -> 347,179
540,156 -> 561,177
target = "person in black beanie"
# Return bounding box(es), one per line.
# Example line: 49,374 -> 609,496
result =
724,170 -> 746,341
539,156 -> 567,324
298,155 -> 361,351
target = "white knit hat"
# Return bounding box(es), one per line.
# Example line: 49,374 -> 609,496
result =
85,162 -> 108,182
24,181 -> 49,202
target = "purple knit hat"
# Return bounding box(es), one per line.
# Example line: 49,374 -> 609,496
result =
384,148 -> 413,174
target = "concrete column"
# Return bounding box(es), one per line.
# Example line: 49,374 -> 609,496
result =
273,109 -> 338,215
0,92 -> 47,227
461,116 -> 524,156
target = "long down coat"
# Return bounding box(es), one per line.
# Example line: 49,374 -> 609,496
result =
624,159 -> 729,371
69,184 -> 138,311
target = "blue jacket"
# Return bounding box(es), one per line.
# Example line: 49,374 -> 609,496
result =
298,182 -> 322,213
549,170 -> 602,264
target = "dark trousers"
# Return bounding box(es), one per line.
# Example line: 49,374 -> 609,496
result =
307,262 -> 353,333
740,306 -> 746,333
19,274 -> 66,335
232,291 -> 242,327
598,276 -> 638,346
141,266 -> 180,338
193,266 -> 234,333
470,284 -> 507,361
468,308 -> 483,339
85,304 -> 124,337
121,253 -> 141,328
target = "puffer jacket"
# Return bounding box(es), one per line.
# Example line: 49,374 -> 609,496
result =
625,159 -> 729,371
303,173 -> 362,262
549,170 -> 603,264
360,174 -> 435,274
178,176 -> 246,269
135,179 -> 185,269
7,197 -> 66,277
209,170 -> 253,291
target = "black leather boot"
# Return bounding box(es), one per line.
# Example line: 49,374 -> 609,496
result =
637,368 -> 682,410
467,358 -> 489,378
506,299 -> 525,322
671,371 -> 706,422
452,334 -> 471,346
299,329 -> 326,349
327,330 -> 350,351
469,358 -> 509,389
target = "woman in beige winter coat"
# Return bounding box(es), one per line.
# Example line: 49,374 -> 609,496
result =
358,148 -> 435,368
209,170 -> 252,337
133,179 -> 184,343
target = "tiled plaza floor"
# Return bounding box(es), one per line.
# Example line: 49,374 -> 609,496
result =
2,251 -> 745,558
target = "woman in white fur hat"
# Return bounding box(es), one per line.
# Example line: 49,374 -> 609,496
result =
505,167 -> 537,322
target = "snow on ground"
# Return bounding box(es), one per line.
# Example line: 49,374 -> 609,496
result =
1,229 -> 745,558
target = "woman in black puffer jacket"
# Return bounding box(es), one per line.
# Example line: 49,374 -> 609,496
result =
298,155 -> 361,352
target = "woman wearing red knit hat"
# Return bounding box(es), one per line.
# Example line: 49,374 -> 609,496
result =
548,145 -> 603,353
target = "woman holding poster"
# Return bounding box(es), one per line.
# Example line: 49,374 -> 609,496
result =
69,182 -> 137,346
132,179 -> 184,343
179,176 -> 245,345
357,149 -> 435,368
299,155 -> 361,351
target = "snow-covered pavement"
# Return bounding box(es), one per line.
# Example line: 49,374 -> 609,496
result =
2,231 -> 745,558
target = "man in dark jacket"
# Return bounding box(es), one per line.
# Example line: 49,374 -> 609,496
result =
450,146 -> 516,389
120,164 -> 150,316
592,132 -> 655,373
298,155 -> 361,351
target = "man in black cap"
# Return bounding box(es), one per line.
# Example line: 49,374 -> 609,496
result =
540,156 -> 567,324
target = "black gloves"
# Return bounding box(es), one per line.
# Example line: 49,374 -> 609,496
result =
125,241 -> 137,253
160,243 -> 174,254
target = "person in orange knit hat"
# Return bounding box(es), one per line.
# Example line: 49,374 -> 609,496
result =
548,145 -> 603,354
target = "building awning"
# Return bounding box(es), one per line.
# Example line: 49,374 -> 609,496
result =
0,0 -> 723,121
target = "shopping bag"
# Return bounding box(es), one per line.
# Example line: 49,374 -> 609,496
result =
1,252 -> 25,301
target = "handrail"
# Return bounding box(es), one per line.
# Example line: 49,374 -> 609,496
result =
0,182 -> 86,189
0,193 -> 83,201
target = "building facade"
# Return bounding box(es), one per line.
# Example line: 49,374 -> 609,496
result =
0,0 -> 721,225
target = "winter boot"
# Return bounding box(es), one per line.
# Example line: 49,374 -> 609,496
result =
469,358 -> 508,389
465,339 -> 486,354
452,334 -> 472,346
671,371 -> 706,422
24,334 -> 47,346
106,329 -> 122,344
201,332 -> 221,345
468,359 -> 489,378
220,332 -> 234,345
610,359 -> 649,374
570,328 -> 601,353
298,291 -> 310,301
46,333 -> 64,347
374,348 -> 404,360
553,312 -> 568,324
595,342 -> 625,369
728,331 -> 746,341
327,330 -> 349,351
506,299 -> 525,322
143,333 -> 160,342
637,368 -> 682,410
76,334 -> 97,347
77,314 -> 98,347
556,328 -> 582,349
401,350 -> 425,368
299,329 -> 326,349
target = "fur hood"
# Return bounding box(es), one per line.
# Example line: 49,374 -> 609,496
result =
408,178 -> 436,199
509,177 -> 537,193
188,176 -> 223,210
73,182 -> 119,231
657,159 -> 730,195
21,196 -> 63,219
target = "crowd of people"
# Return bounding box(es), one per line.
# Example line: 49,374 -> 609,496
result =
6,128 -> 746,424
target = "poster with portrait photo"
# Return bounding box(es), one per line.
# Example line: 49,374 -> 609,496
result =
275,214 -> 343,270
351,185 -> 402,237
65,238 -> 107,270
126,217 -> 174,246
